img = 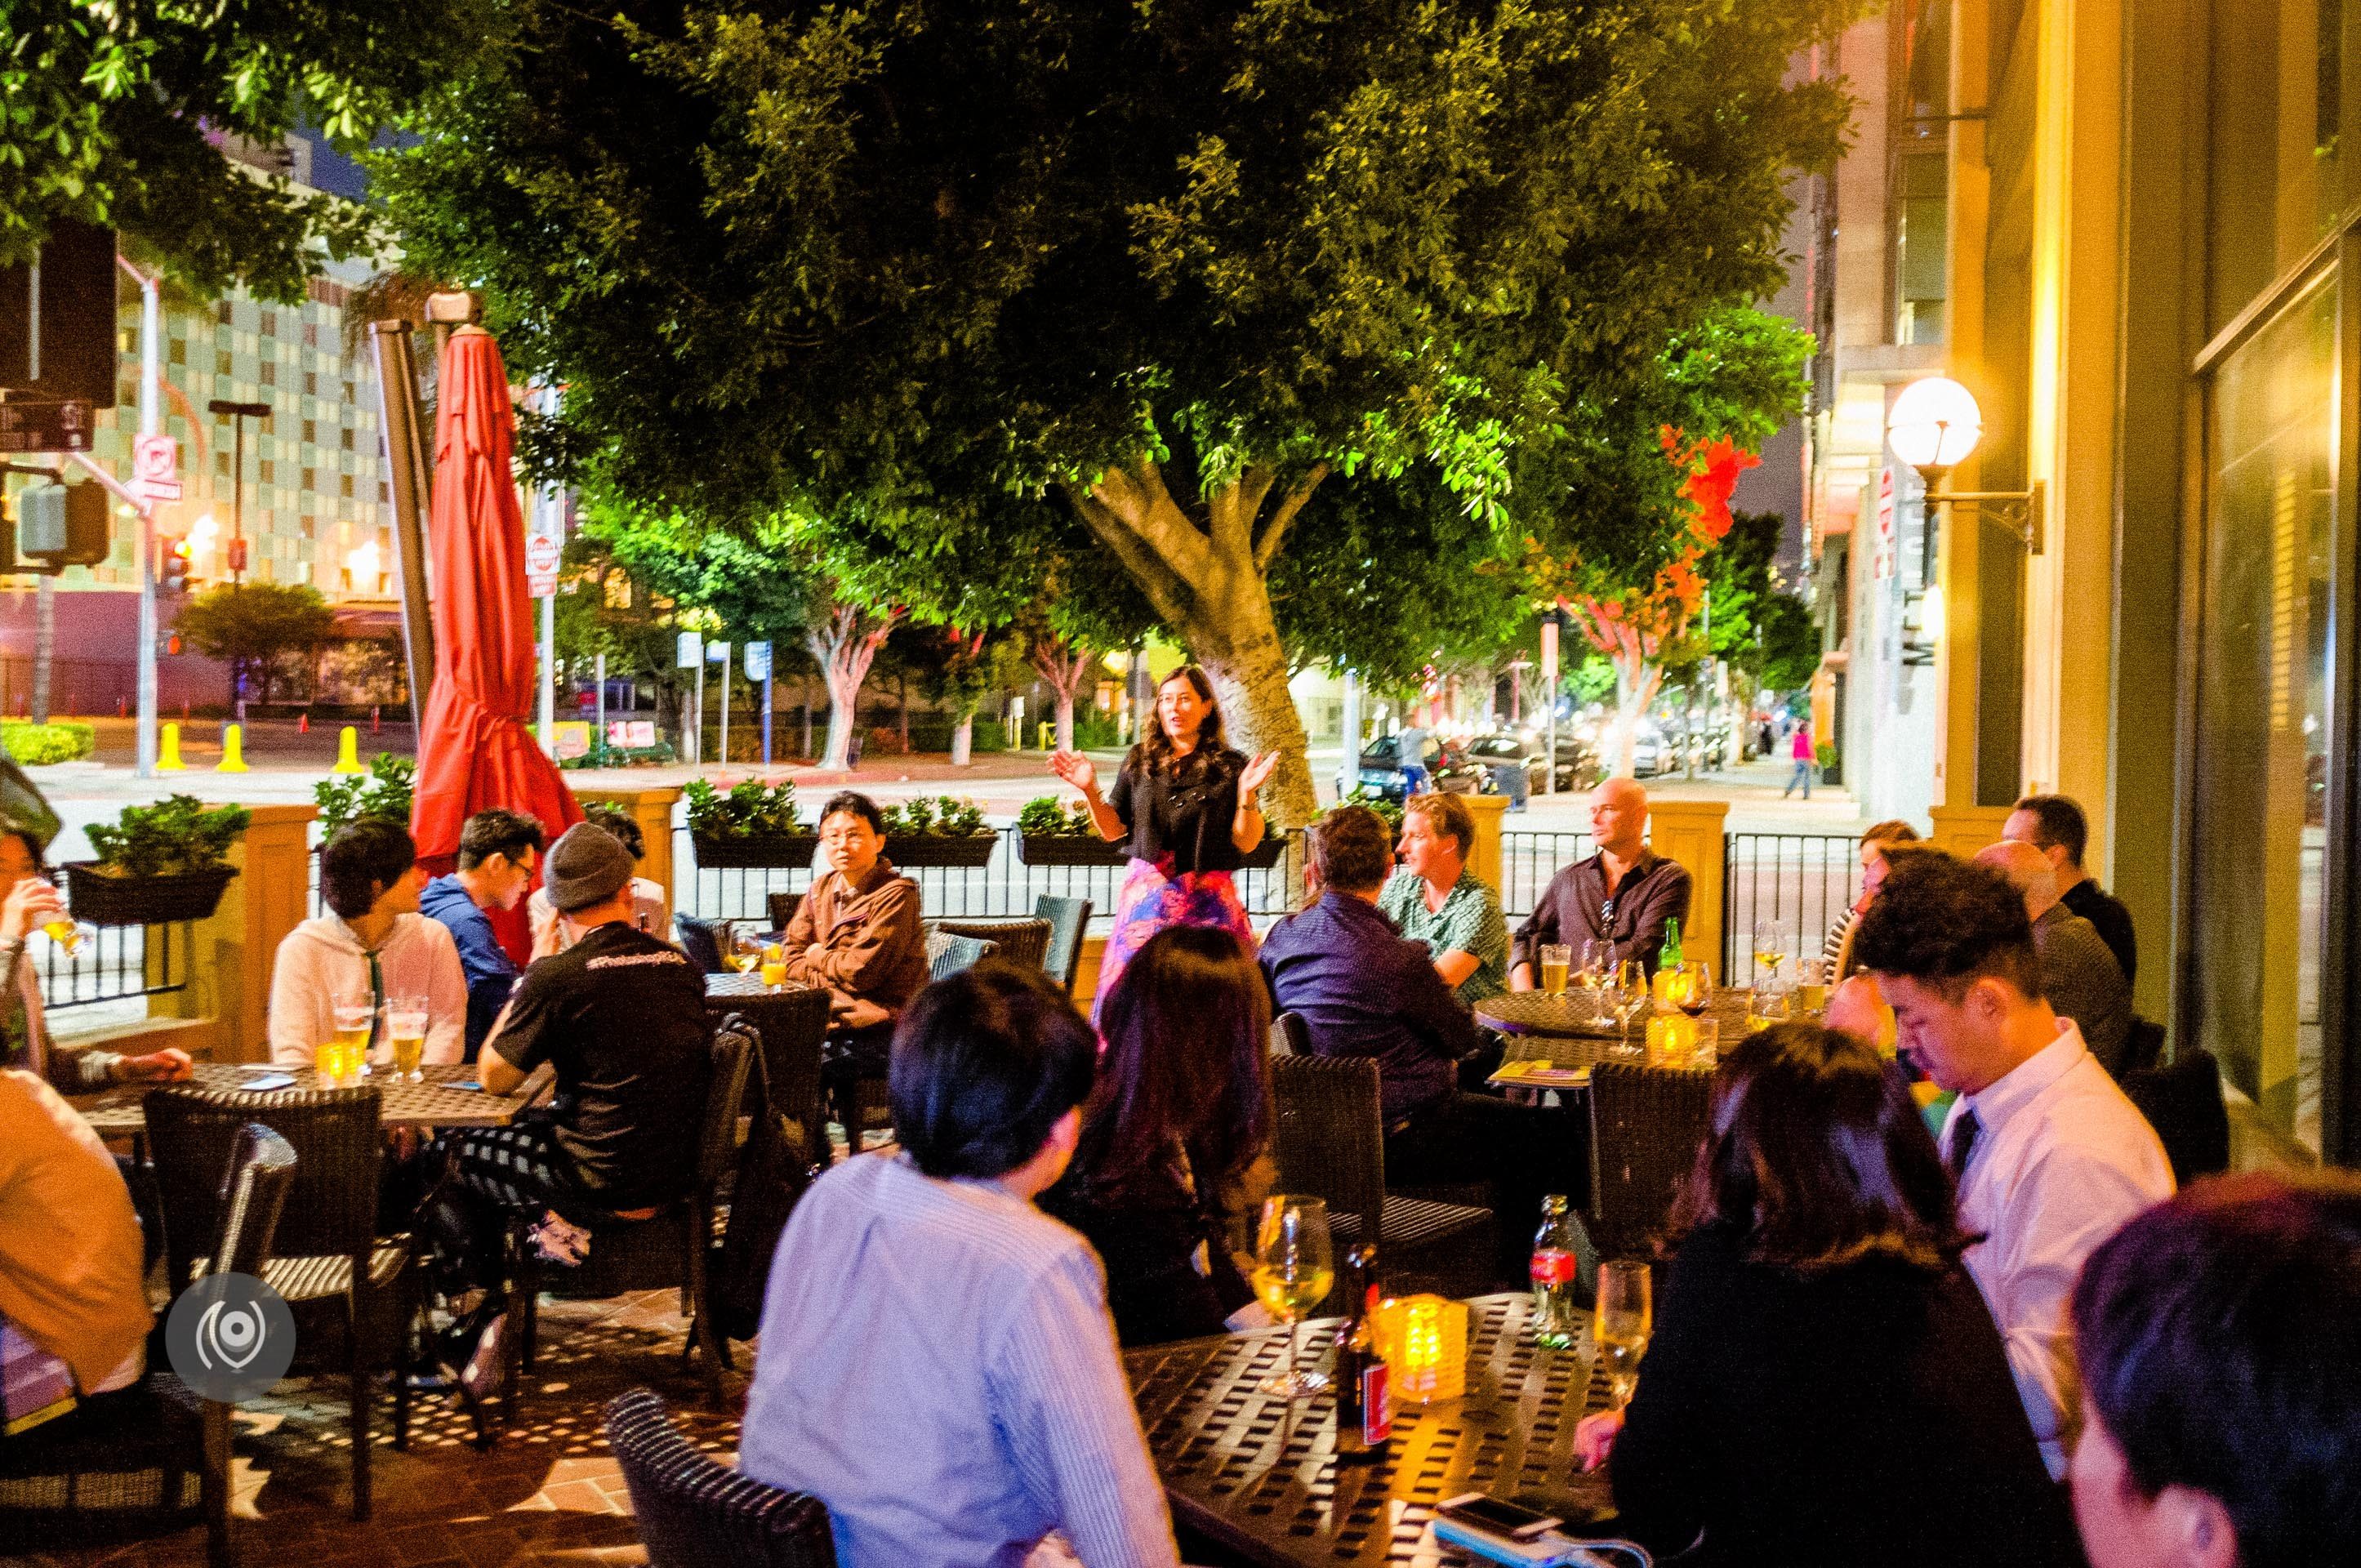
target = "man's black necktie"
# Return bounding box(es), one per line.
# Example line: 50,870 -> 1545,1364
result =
1946,1107 -> 1983,1183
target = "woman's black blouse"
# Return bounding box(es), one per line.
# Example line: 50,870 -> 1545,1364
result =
1111,744 -> 1250,874
1040,1144 -> 1252,1347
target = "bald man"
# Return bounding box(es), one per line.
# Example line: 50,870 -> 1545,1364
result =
1511,777 -> 1693,987
1976,840 -> 2134,1076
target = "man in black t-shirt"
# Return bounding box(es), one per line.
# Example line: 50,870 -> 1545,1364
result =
433,822 -> 712,1414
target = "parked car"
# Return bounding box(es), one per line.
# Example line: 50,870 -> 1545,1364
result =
1463,731 -> 1601,795
1354,733 -> 1493,802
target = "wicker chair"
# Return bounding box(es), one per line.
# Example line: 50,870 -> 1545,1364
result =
145,1085 -> 416,1520
2123,1047 -> 2230,1185
724,987 -> 830,1167
767,891 -> 804,936
834,933 -> 998,1160
1267,1012 -> 1312,1056
604,1389 -> 837,1568
1267,1054 -> 1495,1307
1586,1060 -> 1714,1263
0,1125 -> 296,1568
513,1023 -> 759,1406
1036,895 -> 1093,994
924,929 -> 998,978
674,912 -> 729,974
931,919 -> 1053,974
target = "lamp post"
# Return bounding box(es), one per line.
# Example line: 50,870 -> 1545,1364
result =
1886,376 -> 2047,667
207,399 -> 270,586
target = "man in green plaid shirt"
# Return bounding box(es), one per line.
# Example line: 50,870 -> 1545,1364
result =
1379,794 -> 1510,1007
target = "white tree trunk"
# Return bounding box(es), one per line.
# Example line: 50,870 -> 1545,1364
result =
1605,657 -> 1662,779
951,711 -> 973,766
806,603 -> 902,772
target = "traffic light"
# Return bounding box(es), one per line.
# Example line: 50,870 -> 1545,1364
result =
17,482 -> 108,567
158,535 -> 193,594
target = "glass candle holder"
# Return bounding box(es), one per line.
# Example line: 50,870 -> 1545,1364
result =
1374,1294 -> 1468,1405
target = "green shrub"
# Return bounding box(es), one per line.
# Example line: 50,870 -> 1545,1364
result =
87,795 -> 251,875
684,777 -> 802,838
1,721 -> 96,766
1814,742 -> 1836,771
314,753 -> 416,836
880,795 -> 991,837
1018,795 -> 1098,837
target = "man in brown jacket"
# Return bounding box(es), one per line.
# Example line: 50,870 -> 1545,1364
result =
788,793 -> 929,1102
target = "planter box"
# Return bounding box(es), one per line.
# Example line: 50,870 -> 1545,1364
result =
1018,832 -> 1132,867
692,832 -> 822,869
1238,834 -> 1290,871
885,834 -> 1000,868
61,862 -> 238,926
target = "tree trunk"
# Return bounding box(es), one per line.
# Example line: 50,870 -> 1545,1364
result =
806,604 -> 902,772
30,578 -> 51,725
1027,639 -> 1094,755
1064,458 -> 1329,831
951,710 -> 973,766
897,670 -> 911,752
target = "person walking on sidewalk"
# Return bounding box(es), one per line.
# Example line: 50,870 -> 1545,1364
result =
1784,722 -> 1816,800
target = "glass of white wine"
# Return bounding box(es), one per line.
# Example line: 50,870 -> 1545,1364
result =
1752,917 -> 1795,992
1578,938 -> 1610,1021
1611,957 -> 1650,1055
727,929 -> 765,975
1252,1195 -> 1334,1400
1596,1259 -> 1652,1410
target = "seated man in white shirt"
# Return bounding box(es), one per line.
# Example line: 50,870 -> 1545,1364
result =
741,962 -> 1182,1568
269,819 -> 468,1069
1853,852 -> 2174,1479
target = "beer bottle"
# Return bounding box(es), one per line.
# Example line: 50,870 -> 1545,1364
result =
1333,1242 -> 1391,1458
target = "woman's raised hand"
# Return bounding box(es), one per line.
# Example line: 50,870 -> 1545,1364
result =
1049,749 -> 1098,795
1239,750 -> 1281,795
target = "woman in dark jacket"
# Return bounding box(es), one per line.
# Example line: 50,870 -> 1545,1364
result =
1040,925 -> 1272,1345
1575,1022 -> 2083,1568
1049,664 -> 1277,1017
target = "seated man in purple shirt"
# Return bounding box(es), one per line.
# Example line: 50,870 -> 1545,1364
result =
1259,805 -> 1579,1277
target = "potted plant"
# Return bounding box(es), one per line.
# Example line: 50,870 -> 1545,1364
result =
65,795 -> 252,924
314,752 -> 416,835
1016,795 -> 1130,866
686,778 -> 818,867
1814,740 -> 1840,787
880,795 -> 1000,867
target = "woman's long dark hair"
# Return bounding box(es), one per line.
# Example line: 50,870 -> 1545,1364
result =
1669,1021 -> 1970,1273
1068,924 -> 1272,1201
1135,665 -> 1231,776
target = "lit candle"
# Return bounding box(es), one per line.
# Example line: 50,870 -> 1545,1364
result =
1376,1294 -> 1468,1404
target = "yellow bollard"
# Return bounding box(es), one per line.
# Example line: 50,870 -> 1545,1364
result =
331,725 -> 365,774
216,723 -> 250,773
158,722 -> 187,773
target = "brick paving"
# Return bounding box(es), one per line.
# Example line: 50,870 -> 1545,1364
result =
13,1290 -> 741,1568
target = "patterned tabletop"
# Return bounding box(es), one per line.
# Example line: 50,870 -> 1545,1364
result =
1477,987 -> 1756,1041
74,1061 -> 524,1137
1125,1294 -> 1615,1567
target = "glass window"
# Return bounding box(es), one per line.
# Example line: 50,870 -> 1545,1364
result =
2190,275 -> 2336,1156
2207,0 -> 2353,332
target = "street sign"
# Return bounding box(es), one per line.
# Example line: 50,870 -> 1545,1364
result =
524,531 -> 561,597
129,433 -> 181,502
706,640 -> 731,664
0,401 -> 93,452
1539,618 -> 1559,684
742,640 -> 771,681
675,630 -> 703,669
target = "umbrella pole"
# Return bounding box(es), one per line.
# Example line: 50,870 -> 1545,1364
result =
369,321 -> 436,752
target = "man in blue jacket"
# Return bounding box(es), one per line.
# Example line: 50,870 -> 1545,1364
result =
420,808 -> 546,1061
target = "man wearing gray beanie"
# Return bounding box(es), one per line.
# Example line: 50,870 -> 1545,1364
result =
430,822 -> 712,1429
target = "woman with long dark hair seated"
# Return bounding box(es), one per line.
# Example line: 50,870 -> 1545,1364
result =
1040,925 -> 1272,1346
1575,1022 -> 2082,1568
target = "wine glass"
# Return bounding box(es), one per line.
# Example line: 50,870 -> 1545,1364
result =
1751,917 -> 1795,991
1575,939 -> 1609,1019
1674,959 -> 1713,1018
1611,958 -> 1649,1055
1596,1260 -> 1652,1410
1747,985 -> 1793,1034
727,928 -> 765,975
1251,1195 -> 1335,1399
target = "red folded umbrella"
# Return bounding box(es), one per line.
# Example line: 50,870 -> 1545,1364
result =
409,325 -> 582,960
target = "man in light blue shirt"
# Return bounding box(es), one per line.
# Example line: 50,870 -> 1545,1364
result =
741,964 -> 1180,1568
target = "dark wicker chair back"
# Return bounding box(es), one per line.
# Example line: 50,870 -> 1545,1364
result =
146,1085 -> 378,1286
700,1024 -> 762,1190
2121,1016 -> 2166,1076
604,1389 -> 837,1568
924,931 -> 996,980
2123,1047 -> 2231,1184
1034,895 -> 1093,991
1587,1061 -> 1713,1261
212,1124 -> 301,1282
1268,1054 -> 1387,1240
737,989 -> 831,1160
767,891 -> 804,935
675,912 -> 728,974
932,919 -> 1053,973
1268,1013 -> 1312,1056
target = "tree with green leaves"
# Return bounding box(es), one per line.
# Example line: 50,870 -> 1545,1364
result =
173,581 -> 335,706
378,0 -> 1853,825
0,1 -> 492,296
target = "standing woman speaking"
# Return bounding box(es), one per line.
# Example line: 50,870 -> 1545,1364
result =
1049,665 -> 1278,1016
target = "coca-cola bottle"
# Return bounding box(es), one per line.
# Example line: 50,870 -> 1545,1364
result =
1531,1194 -> 1580,1349
1332,1243 -> 1390,1459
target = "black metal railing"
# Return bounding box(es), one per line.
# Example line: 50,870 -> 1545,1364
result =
37,920 -> 188,1012
1499,829 -> 1595,918
670,824 -> 1311,934
1721,832 -> 1863,979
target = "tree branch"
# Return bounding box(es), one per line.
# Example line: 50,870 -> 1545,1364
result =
1252,462 -> 1329,574
1210,466 -> 1277,564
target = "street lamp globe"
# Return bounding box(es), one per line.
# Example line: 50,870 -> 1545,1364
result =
1888,376 -> 1984,475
